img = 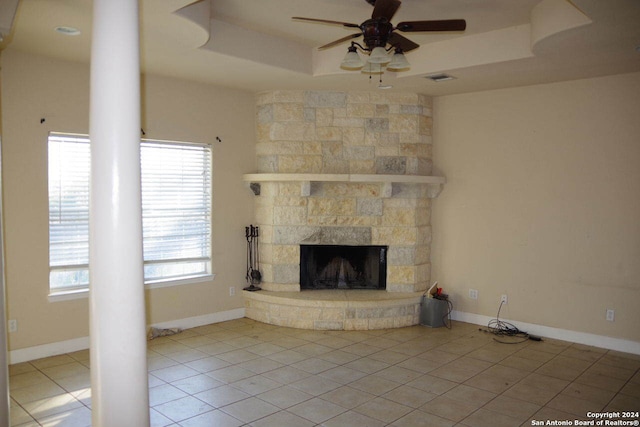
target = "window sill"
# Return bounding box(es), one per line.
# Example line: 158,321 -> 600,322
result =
145,274 -> 216,290
48,288 -> 89,302
48,273 -> 216,303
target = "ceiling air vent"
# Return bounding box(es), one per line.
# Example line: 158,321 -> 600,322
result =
425,73 -> 456,82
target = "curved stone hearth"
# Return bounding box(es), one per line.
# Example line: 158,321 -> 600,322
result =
244,289 -> 422,330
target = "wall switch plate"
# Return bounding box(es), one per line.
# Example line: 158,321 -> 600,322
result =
8,319 -> 17,333
606,309 -> 615,322
469,289 -> 478,300
229,286 -> 235,296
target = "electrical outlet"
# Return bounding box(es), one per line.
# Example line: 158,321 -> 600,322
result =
8,319 -> 17,333
469,289 -> 478,300
229,286 -> 235,296
606,309 -> 615,322
501,294 -> 508,304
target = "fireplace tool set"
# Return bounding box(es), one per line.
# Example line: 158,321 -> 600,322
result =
244,225 -> 262,291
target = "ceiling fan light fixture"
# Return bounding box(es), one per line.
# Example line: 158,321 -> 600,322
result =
361,62 -> 385,75
340,45 -> 365,70
386,49 -> 410,71
294,0 -> 467,77
368,46 -> 391,64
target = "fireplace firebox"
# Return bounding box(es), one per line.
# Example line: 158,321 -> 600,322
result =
300,245 -> 387,290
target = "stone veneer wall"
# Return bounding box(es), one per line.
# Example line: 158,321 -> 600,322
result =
253,90 -> 435,293
256,91 -> 433,175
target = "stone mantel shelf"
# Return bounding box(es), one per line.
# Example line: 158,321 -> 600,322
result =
243,173 -> 446,198
243,173 -> 445,184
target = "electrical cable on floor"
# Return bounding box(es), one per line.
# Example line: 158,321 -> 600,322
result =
441,298 -> 453,329
484,301 -> 542,344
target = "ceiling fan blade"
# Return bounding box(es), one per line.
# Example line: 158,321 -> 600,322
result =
396,19 -> 467,32
318,33 -> 363,50
388,32 -> 420,52
371,0 -> 401,21
292,17 -> 360,29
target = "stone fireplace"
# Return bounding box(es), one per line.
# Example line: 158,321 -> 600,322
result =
243,90 -> 444,330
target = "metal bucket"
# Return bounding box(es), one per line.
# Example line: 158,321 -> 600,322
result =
419,296 -> 449,328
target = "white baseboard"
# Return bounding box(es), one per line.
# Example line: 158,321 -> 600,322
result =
9,308 -> 246,364
12,307 -> 637,364
452,310 -> 640,355
9,337 -> 90,365
149,308 -> 246,331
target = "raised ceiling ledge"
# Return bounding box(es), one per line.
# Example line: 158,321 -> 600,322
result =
173,0 -> 212,48
530,0 -> 592,51
243,173 -> 446,198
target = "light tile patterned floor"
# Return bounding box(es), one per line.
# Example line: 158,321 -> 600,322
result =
8,318 -> 640,426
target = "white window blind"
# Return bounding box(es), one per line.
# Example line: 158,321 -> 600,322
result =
48,134 -> 212,292
140,141 -> 212,282
48,134 -> 91,291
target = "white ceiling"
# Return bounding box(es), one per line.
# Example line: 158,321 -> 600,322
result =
2,0 -> 640,95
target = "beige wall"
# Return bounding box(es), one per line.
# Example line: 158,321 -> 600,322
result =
431,72 -> 640,343
0,50 -> 256,350
3,47 -> 639,351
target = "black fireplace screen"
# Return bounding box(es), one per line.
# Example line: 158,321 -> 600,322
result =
300,245 -> 387,290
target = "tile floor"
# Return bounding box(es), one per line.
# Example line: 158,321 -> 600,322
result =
8,318 -> 640,427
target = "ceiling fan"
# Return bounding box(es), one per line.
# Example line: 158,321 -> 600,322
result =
292,0 -> 466,54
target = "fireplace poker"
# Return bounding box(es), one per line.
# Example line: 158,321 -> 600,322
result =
244,225 -> 262,291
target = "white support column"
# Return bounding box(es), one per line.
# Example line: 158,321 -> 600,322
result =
89,0 -> 149,426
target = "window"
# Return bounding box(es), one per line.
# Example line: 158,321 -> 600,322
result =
48,133 -> 212,293
48,134 -> 91,290
140,141 -> 212,282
